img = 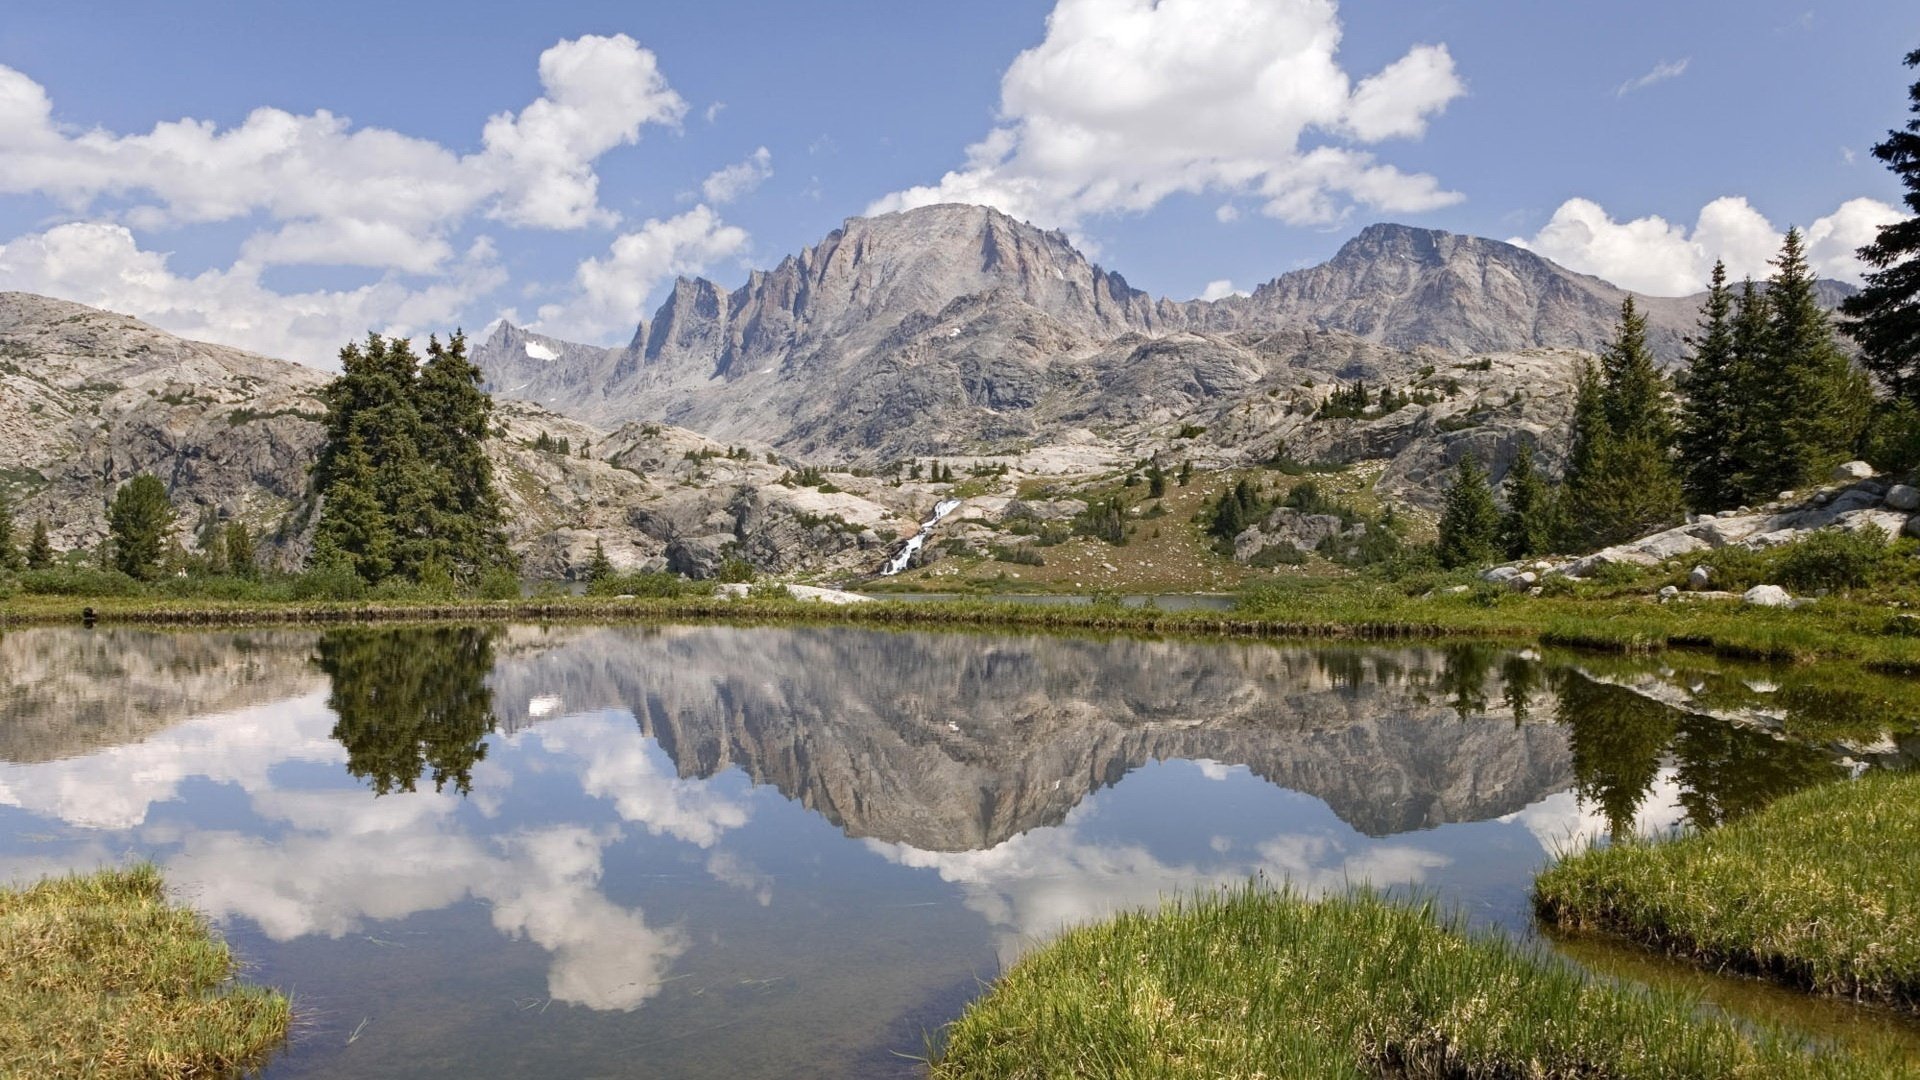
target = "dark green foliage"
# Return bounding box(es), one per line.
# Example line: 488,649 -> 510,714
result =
1246,541 -> 1306,568
0,487 -> 18,571
1859,398 -> 1920,474
531,431 -> 571,455
715,556 -> 757,583
1775,526 -> 1891,592
1677,262 -> 1745,510
1842,48 -> 1920,403
316,627 -> 498,796
1557,669 -> 1678,839
1435,456 -> 1500,569
311,332 -> 513,586
16,567 -> 143,597
25,518 -> 53,570
989,544 -> 1045,566
1145,462 -> 1167,499
224,522 -> 255,579
1751,230 -> 1873,492
585,539 -> 614,582
1559,302 -> 1686,549
1499,444 -> 1554,558
1176,460 -> 1193,486
1074,495 -> 1128,545
1176,423 -> 1207,440
1205,479 -> 1266,544
107,474 -> 176,580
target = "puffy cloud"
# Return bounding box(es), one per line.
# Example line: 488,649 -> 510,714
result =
0,35 -> 683,268
869,0 -> 1464,231
1198,279 -> 1246,301
0,222 -> 505,365
701,147 -> 773,204
527,710 -> 753,847
1512,195 -> 1905,295
532,206 -> 749,342
1615,58 -> 1689,98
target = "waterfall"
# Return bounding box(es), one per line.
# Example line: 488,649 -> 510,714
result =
880,499 -> 963,576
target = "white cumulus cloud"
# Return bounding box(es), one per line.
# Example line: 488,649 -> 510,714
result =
1512,195 -> 1905,295
533,206 -> 749,342
701,147 -> 773,204
868,0 -> 1464,232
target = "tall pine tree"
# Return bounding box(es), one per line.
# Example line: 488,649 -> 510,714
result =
1499,444 -> 1554,559
1842,47 -> 1920,403
1436,455 -> 1500,569
1560,301 -> 1685,549
25,518 -> 53,570
0,487 -> 19,572
1676,262 -> 1744,510
1750,229 -> 1871,493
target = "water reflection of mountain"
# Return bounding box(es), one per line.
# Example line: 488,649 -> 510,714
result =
483,627 -> 1578,847
0,628 -> 325,763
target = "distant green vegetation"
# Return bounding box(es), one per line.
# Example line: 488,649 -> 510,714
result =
1536,770 -> 1920,1013
0,864 -> 289,1079
930,887 -> 1895,1078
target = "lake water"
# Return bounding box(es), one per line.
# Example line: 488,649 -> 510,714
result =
1,623 -> 1915,1077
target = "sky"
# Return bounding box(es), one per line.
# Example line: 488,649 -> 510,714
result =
0,0 -> 1914,366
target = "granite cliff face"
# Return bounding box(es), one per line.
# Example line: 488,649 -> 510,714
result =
473,205 -> 1847,484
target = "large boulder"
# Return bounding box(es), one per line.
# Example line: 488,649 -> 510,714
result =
1831,460 -> 1875,482
666,533 -> 737,579
1885,484 -> 1920,512
1743,584 -> 1793,608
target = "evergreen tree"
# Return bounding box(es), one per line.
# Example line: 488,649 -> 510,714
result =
25,518 -> 53,570
1146,462 -> 1167,499
586,539 -> 614,581
195,510 -> 228,576
1676,262 -> 1744,510
1558,303 -> 1685,550
1752,229 -> 1871,492
0,487 -> 19,571
1723,279 -> 1775,503
1436,455 -> 1500,569
108,473 -> 176,580
1499,444 -> 1554,559
310,332 -> 513,585
225,521 -> 256,579
1207,479 -> 1266,543
1842,48 -> 1920,403
1177,460 -> 1193,486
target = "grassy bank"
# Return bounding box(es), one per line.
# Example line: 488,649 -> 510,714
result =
0,864 -> 290,1078
929,887 -> 1898,1078
8,579 -> 1920,671
1535,770 -> 1920,1013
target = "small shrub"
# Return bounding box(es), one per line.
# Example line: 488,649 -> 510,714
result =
477,569 -> 521,600
18,567 -> 143,597
1776,526 -> 1887,592
715,557 -> 757,583
288,565 -> 369,601
1247,542 -> 1307,568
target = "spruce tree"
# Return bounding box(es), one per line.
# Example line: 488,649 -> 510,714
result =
1436,455 -> 1501,569
311,431 -> 394,581
1842,48 -> 1920,403
225,521 -> 256,579
1723,279 -> 1775,504
1676,262 -> 1743,510
25,518 -> 53,570
1499,444 -> 1553,559
108,473 -> 176,580
586,539 -> 614,582
1754,229 -> 1871,491
0,487 -> 19,571
1558,302 -> 1685,550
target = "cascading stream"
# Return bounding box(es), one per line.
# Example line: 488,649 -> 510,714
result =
880,499 -> 963,576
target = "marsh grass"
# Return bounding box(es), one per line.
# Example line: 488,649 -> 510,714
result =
1535,770 -> 1920,1013
930,886 -> 1898,1078
0,864 -> 290,1078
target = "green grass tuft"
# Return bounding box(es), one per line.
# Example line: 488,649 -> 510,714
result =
0,864 -> 290,1078
931,886 -> 1899,1078
1536,770 -> 1920,1013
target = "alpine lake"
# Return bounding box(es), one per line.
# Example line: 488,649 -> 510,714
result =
2,620 -> 1917,1077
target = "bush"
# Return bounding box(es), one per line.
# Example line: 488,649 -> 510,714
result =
476,569 -> 521,600
989,544 -> 1044,566
287,565 -> 369,601
18,567 -> 143,597
714,557 -> 757,584
1776,526 -> 1888,592
1247,542 -> 1307,568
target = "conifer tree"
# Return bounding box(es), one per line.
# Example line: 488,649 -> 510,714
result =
1722,279 -> 1775,504
1499,444 -> 1553,559
26,518 -> 53,570
1558,302 -> 1685,549
586,539 -> 614,582
0,487 -> 19,571
1437,455 -> 1500,569
1752,229 -> 1871,492
1842,48 -> 1920,403
312,431 -> 394,581
108,473 -> 176,580
225,521 -> 256,579
1676,262 -> 1744,510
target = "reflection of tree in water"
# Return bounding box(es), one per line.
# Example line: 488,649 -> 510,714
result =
315,626 -> 499,795
1672,714 -> 1844,828
1437,644 -> 1497,720
1552,670 -> 1677,840
1500,652 -> 1542,725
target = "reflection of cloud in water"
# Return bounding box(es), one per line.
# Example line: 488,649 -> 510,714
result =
0,691 -> 343,829
704,850 -> 773,907
867,781 -> 1453,964
1500,767 -> 1688,853
168,794 -> 686,1012
523,711 -> 751,848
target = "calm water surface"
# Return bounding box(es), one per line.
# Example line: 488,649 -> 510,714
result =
0,624 -> 1915,1077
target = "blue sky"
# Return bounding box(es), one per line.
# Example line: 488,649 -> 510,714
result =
0,0 -> 1914,364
